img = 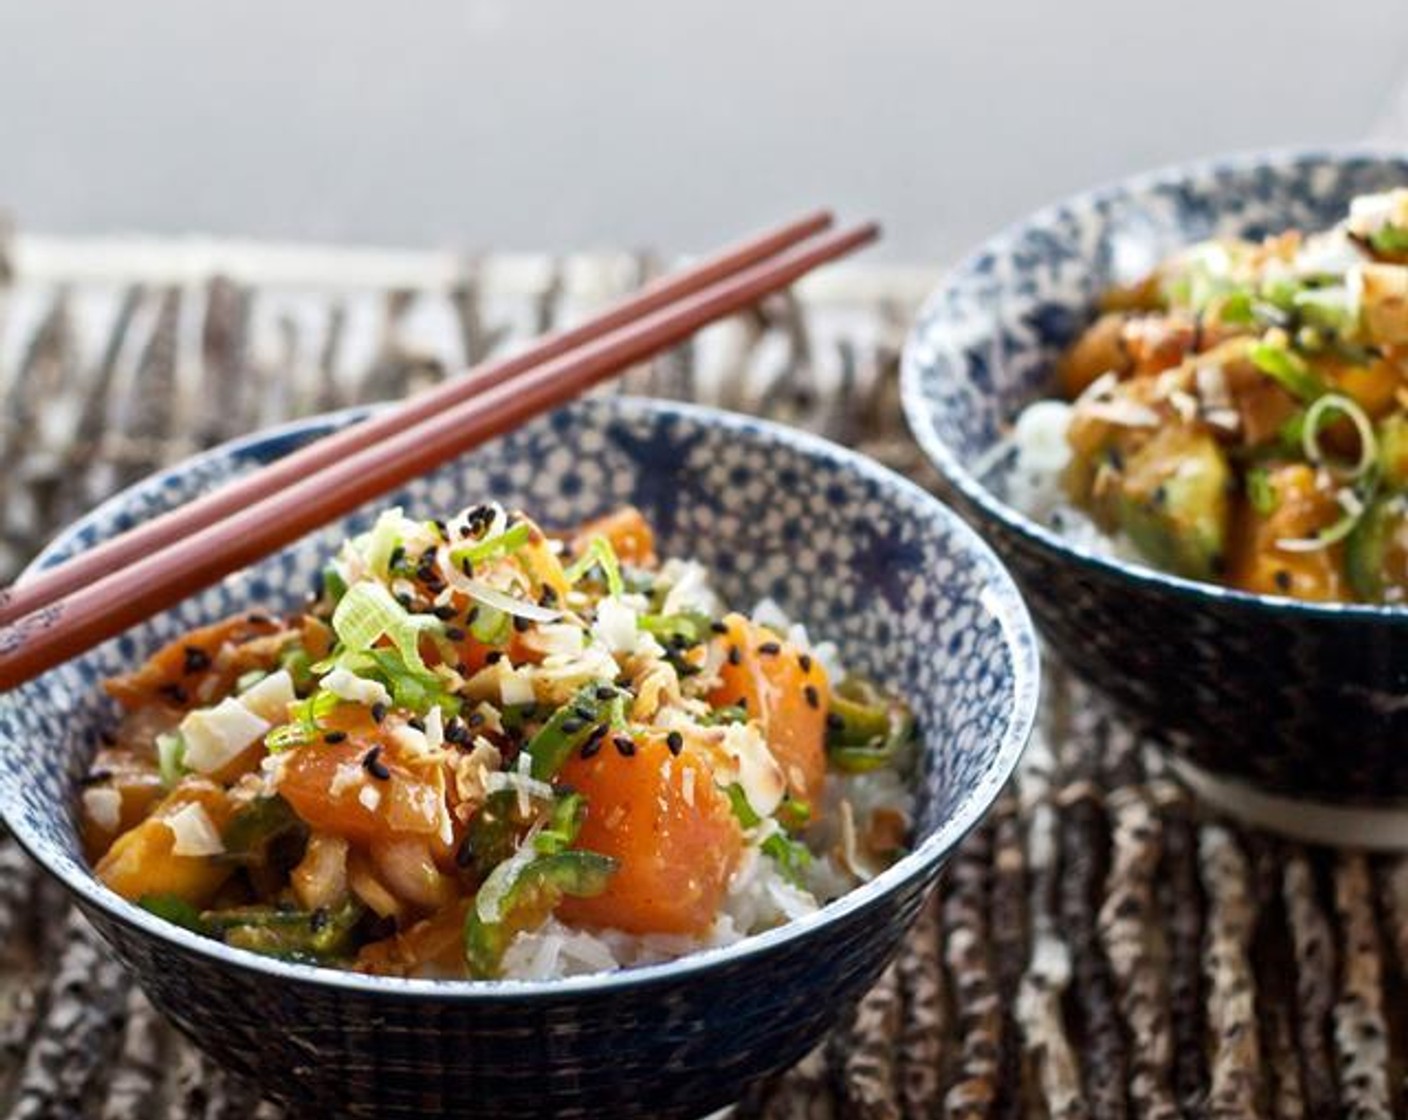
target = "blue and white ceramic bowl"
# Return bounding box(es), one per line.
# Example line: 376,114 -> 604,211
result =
902,149 -> 1408,846
0,396 -> 1037,1119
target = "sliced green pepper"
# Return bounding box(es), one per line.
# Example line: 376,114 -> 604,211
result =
533,792 -> 587,856
826,677 -> 915,774
523,682 -> 621,780
464,850 -> 617,978
461,789 -> 543,879
219,795 -> 310,893
204,900 -> 365,963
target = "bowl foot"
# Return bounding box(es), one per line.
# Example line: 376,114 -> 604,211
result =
1168,757 -> 1408,850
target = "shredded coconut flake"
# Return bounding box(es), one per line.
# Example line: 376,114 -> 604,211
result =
166,802 -> 225,857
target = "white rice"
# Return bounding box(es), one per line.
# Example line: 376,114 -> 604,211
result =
1005,399 -> 1144,564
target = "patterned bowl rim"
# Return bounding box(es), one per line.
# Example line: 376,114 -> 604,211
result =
6,394 -> 1040,1001
900,144 -> 1408,624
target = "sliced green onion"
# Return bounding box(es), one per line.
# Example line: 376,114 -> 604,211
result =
725,783 -> 762,829
1302,392 -> 1377,481
1293,286 -> 1359,334
332,581 -> 441,674
469,605 -> 510,645
760,831 -> 813,888
279,646 -> 315,692
564,536 -> 624,598
1248,340 -> 1327,403
265,723 -> 314,752
450,521 -> 533,568
235,669 -> 269,694
1369,226 -> 1408,255
266,689 -> 341,751
638,611 -> 710,647
155,731 -> 187,789
360,510 -> 405,580
703,704 -> 749,727
319,563 -> 349,605
1246,466 -> 1279,516
777,797 -> 813,832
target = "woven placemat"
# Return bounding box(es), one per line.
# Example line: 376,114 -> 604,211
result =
0,228 -> 1404,1119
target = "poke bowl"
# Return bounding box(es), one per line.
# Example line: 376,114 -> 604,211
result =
902,148 -> 1408,846
0,396 -> 1038,1119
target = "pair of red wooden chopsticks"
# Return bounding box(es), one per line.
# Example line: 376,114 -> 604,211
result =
0,212 -> 878,690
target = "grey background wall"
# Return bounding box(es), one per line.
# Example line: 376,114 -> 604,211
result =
1,0 -> 1405,262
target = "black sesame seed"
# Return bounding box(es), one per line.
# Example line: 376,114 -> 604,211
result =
757,641 -> 781,656
613,735 -> 637,757
455,836 -> 476,867
465,606 -> 479,624
513,615 -> 531,633
396,592 -> 414,609
710,620 -> 729,634
460,558 -> 474,576
388,545 -> 406,568
362,747 -> 391,781
580,738 -> 603,760
798,653 -> 813,673
572,706 -> 595,721
432,519 -> 448,538
407,717 -> 426,733
323,730 -> 348,744
670,633 -> 689,649
309,908 -> 330,933
803,685 -> 820,710
245,612 -> 272,626
445,719 -> 469,745
182,646 -> 212,674
736,696 -> 748,711
585,723 -> 610,745
467,711 -> 486,728
157,683 -> 189,705
594,686 -> 616,701
560,718 -> 586,735
1274,569 -> 1292,592
665,731 -> 684,756
370,702 -> 388,724
727,645 -> 742,666
826,713 -> 845,731
433,604 -> 458,621
485,651 -> 504,665
78,769 -> 114,787
445,626 -> 466,641
540,587 -> 559,606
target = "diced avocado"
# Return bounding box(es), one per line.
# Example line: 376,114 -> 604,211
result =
1115,426 -> 1232,580
1346,493 -> 1408,603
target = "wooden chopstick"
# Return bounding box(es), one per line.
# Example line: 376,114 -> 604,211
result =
0,210 -> 834,629
0,221 -> 879,689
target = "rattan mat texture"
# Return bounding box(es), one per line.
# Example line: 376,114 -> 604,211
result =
0,232 -> 1403,1120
